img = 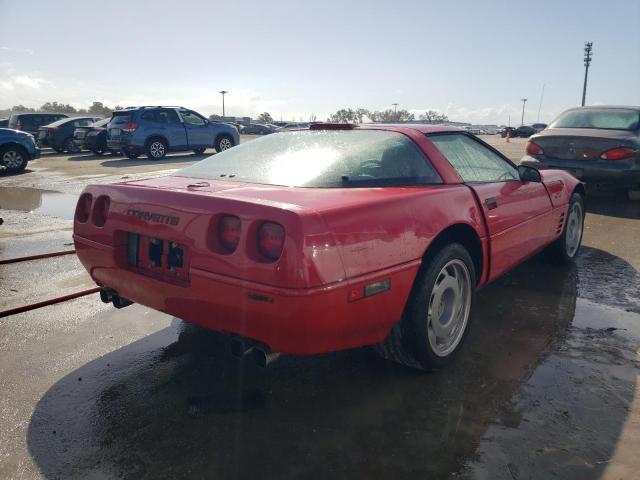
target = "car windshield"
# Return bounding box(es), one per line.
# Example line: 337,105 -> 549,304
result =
550,108 -> 640,130
176,130 -> 441,187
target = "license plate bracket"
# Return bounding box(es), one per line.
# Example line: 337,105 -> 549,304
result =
126,233 -> 189,284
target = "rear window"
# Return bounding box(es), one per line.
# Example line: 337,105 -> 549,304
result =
550,109 -> 640,131
176,130 -> 442,188
110,112 -> 132,125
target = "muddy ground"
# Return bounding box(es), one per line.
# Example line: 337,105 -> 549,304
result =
0,135 -> 639,479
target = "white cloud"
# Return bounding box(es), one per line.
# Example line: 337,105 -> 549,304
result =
0,46 -> 34,55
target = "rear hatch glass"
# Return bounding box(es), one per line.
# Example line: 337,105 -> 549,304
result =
110,112 -> 132,125
550,109 -> 640,131
176,130 -> 442,188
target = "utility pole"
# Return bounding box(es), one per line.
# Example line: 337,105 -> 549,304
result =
582,42 -> 593,106
219,90 -> 228,117
392,103 -> 399,120
537,84 -> 545,122
520,98 -> 528,126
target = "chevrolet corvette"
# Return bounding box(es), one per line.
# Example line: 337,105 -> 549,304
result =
73,124 -> 585,369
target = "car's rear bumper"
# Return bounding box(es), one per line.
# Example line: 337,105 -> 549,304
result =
74,235 -> 419,355
522,155 -> 640,188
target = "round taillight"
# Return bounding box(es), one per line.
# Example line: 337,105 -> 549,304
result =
75,193 -> 92,222
526,141 -> 544,156
218,215 -> 241,252
257,222 -> 285,261
92,196 -> 110,227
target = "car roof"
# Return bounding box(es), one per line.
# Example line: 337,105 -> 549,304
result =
11,112 -> 67,117
47,116 -> 100,127
564,105 -> 640,111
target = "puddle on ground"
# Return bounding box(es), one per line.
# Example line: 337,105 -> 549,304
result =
0,187 -> 78,220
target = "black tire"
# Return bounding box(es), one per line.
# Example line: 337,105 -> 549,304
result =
215,135 -> 234,153
91,148 -> 104,155
109,149 -> 120,156
193,147 -> 206,155
548,192 -> 585,263
64,137 -> 80,154
53,147 -> 65,153
146,138 -> 167,159
0,145 -> 28,173
124,151 -> 140,159
375,243 -> 477,370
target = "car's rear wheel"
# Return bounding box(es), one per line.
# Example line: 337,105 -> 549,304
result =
64,138 -> 80,154
53,147 -> 64,153
193,147 -> 206,155
375,243 -> 476,370
548,192 -> 585,263
0,145 -> 28,173
146,138 -> 167,159
215,135 -> 234,152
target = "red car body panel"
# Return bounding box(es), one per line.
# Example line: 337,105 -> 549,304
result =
74,125 -> 583,355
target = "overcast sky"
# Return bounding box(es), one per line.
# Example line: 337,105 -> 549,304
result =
1,0 -> 639,124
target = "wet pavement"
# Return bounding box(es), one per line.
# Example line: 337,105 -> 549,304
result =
1,141 -> 639,479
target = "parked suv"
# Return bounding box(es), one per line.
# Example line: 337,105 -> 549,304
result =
107,106 -> 240,159
8,113 -> 68,135
37,116 -> 102,153
0,127 -> 40,173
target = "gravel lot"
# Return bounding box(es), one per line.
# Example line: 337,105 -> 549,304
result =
1,134 -> 639,479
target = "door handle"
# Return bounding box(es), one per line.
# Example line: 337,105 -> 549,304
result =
485,197 -> 498,210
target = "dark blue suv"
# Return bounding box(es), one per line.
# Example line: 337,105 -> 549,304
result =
0,127 -> 40,173
106,106 -> 240,159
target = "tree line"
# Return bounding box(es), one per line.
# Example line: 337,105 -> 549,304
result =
327,108 -> 449,124
2,101 -> 123,117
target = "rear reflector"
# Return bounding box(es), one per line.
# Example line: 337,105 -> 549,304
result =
600,147 -> 635,161
92,196 -> 110,227
218,215 -> 241,252
348,279 -> 391,302
75,193 -> 92,222
257,222 -> 285,261
526,141 -> 544,156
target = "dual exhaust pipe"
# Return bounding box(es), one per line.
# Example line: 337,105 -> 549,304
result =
230,337 -> 280,367
99,288 -> 279,367
99,288 -> 133,309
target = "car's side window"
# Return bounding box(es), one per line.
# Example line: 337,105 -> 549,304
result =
141,111 -> 156,122
180,111 -> 206,126
429,133 -> 519,182
159,109 -> 181,124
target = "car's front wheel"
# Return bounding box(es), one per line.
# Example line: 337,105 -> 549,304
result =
0,145 -> 28,173
375,243 -> 476,370
146,138 -> 167,159
215,135 -> 234,152
548,192 -> 585,263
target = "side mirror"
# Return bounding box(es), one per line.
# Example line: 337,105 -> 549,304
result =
518,165 -> 542,182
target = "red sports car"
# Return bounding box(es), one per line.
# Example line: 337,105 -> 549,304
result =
73,124 -> 585,370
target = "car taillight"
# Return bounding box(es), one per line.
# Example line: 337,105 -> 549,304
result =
526,141 -> 544,156
75,193 -> 92,222
600,147 -> 635,161
92,195 -> 110,227
218,215 -> 241,252
122,123 -> 138,133
257,222 -> 285,261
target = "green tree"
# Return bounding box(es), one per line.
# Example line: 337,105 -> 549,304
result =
257,112 -> 274,123
419,110 -> 448,123
327,108 -> 370,123
11,104 -> 35,112
88,101 -> 113,116
40,101 -> 77,113
208,114 -> 223,121
369,109 -> 414,122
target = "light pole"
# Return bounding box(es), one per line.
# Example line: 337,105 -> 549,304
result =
392,103 -> 399,121
219,90 -> 228,117
520,98 -> 528,126
582,42 -> 593,106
